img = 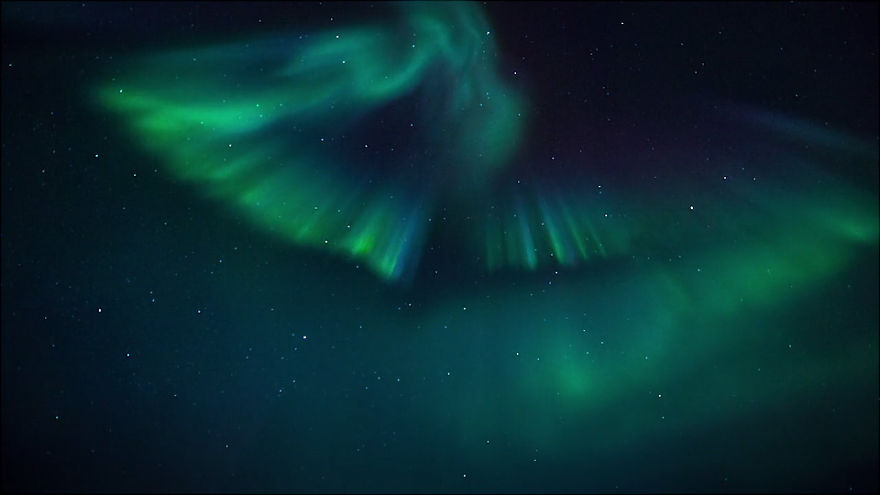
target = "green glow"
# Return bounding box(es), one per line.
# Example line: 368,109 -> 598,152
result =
95,2 -> 525,281
473,154 -> 877,280
515,197 -> 539,270
426,141 -> 878,448
94,2 -> 876,289
558,197 -> 590,260
418,192 -> 877,450
537,196 -> 574,266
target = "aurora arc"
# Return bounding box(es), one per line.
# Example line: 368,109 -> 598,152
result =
95,2 -> 526,282
94,2 -> 878,287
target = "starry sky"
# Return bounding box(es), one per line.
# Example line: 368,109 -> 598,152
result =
2,1 -> 878,493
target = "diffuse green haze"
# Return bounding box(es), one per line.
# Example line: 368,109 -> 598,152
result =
415,176 -> 877,471
424,114 -> 878,466
96,2 -> 526,281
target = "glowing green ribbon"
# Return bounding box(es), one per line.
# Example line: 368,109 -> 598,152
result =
96,2 -> 526,281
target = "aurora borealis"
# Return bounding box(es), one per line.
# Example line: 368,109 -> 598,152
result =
95,2 -> 526,281
2,1 -> 878,493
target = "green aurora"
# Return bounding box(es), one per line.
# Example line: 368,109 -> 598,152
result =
2,0 -> 877,491
96,2 -> 526,282
93,6 -> 878,461
95,2 -> 877,289
95,2 -> 876,290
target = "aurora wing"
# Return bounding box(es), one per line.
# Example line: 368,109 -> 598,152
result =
465,102 -> 878,305
95,3 -> 525,282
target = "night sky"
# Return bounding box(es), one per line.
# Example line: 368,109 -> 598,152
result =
2,1 -> 878,493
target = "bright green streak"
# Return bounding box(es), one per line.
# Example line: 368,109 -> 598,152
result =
95,2 -> 526,281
